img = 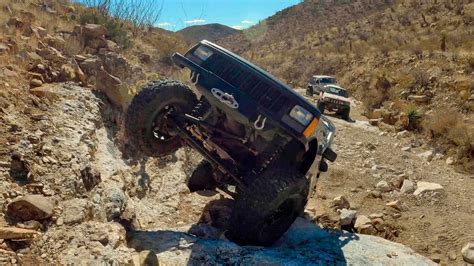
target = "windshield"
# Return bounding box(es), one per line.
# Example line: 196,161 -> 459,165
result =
326,87 -> 348,97
320,78 -> 335,84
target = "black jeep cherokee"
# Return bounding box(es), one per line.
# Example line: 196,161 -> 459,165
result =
125,40 -> 337,246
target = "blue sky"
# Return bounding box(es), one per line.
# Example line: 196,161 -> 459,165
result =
156,0 -> 300,31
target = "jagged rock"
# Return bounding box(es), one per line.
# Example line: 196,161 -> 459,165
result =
339,208 -> 357,226
400,179 -> 415,194
103,186 -> 125,221
376,180 -> 391,192
82,24 -> 107,40
59,64 -> 76,81
332,195 -> 350,210
72,59 -> 86,82
102,51 -> 131,79
408,95 -> 430,103
417,150 -> 434,162
80,165 -> 101,191
30,78 -> 43,87
369,119 -> 382,126
0,226 -> 39,240
106,40 -> 119,51
0,43 -> 9,54
391,174 -> 406,189
354,215 -> 371,230
80,56 -> 102,77
45,36 -> 66,50
95,67 -> 124,109
7,17 -> 24,28
413,182 -> 444,196
128,219 -> 435,265
462,242 -> 474,264
35,26 -> 47,38
401,146 -> 411,152
30,85 -> 59,100
445,157 -> 454,165
396,130 -> 409,139
7,195 -> 54,221
61,198 -> 90,225
37,47 -> 66,63
386,200 -> 403,211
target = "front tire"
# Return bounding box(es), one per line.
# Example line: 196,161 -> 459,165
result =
125,79 -> 197,157
317,101 -> 325,114
226,166 -> 309,246
341,107 -> 350,121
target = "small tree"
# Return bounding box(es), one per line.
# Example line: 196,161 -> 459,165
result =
82,0 -> 163,38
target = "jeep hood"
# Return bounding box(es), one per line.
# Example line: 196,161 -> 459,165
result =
322,93 -> 350,102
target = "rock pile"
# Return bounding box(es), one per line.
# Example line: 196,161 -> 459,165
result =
5,14 -> 144,110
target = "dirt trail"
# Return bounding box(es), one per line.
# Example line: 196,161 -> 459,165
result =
309,101 -> 474,263
0,84 -> 471,264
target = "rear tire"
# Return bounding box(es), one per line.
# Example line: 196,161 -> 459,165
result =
226,166 -> 309,246
125,79 -> 197,157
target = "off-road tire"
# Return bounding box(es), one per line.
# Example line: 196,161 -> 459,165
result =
341,107 -> 350,121
317,101 -> 325,114
125,79 -> 197,157
226,166 -> 309,246
187,160 -> 219,192
306,87 -> 313,97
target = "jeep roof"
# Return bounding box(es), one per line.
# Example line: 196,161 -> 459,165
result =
312,75 -> 335,79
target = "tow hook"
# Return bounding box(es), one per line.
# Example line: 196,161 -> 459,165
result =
254,115 -> 267,130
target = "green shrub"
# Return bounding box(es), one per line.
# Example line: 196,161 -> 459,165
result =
405,104 -> 420,131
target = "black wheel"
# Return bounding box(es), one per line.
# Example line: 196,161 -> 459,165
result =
125,79 -> 197,157
187,160 -> 219,192
226,166 -> 309,246
341,107 -> 350,121
306,86 -> 313,96
317,101 -> 325,114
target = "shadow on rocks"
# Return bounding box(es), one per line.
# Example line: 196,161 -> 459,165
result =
119,196 -> 356,265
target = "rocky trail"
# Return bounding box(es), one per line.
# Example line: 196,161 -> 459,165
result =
0,84 -> 472,264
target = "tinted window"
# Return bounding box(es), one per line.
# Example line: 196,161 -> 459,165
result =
320,78 -> 336,84
327,87 -> 348,97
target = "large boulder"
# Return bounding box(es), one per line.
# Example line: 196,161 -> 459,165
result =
7,195 -> 54,221
127,218 -> 435,265
96,67 -> 125,109
82,24 -> 107,40
0,226 -> 39,240
413,182 -> 444,196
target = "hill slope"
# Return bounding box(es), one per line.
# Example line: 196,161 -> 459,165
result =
178,23 -> 239,43
222,0 -> 474,172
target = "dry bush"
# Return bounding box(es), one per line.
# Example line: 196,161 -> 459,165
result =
422,106 -> 472,147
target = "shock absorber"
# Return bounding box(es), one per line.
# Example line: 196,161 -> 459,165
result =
191,98 -> 211,119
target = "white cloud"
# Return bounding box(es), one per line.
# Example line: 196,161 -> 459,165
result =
157,22 -> 172,28
185,19 -> 206,25
241,20 -> 254,24
231,25 -> 243,30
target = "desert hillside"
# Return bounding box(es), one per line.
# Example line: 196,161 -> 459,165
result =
221,0 -> 474,173
0,0 -> 473,265
178,23 -> 239,43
